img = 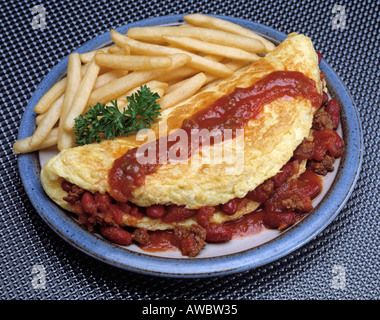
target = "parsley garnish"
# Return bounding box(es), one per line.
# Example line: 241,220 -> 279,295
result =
73,85 -> 161,146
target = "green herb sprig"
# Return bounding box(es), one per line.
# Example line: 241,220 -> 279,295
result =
73,85 -> 161,146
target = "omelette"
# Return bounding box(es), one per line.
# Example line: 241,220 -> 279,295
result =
40,33 -> 326,254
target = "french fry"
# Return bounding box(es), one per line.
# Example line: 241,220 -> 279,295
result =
107,45 -> 121,54
63,56 -> 100,131
79,45 -> 113,63
81,62 -> 90,76
13,128 -> 59,154
87,53 -> 190,106
118,80 -> 168,101
184,13 -> 276,52
200,78 -> 223,92
94,70 -> 129,89
35,113 -> 46,126
111,30 -> 233,78
158,72 -> 207,110
178,22 -> 193,28
58,53 -> 82,150
126,26 -> 266,53
149,85 -> 166,100
33,77 -> 67,114
15,16 -> 276,154
162,35 -> 260,61
165,78 -> 189,94
32,62 -> 92,116
156,55 -> 222,83
108,45 -> 131,55
157,66 -> 198,83
29,94 -> 64,147
95,53 -> 173,70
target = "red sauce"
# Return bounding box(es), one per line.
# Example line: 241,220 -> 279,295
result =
264,169 -> 323,214
227,210 -> 265,239
299,168 -> 323,187
138,210 -> 264,254
137,213 -> 266,254
109,71 -> 322,202
312,129 -> 344,161
138,230 -> 177,252
136,171 -> 322,253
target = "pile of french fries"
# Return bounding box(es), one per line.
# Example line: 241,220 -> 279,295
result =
13,14 -> 275,154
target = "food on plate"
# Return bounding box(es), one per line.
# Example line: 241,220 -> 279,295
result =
126,26 -> 266,53
14,15 -> 344,258
13,14 -> 269,153
182,13 -> 276,52
94,54 -> 173,70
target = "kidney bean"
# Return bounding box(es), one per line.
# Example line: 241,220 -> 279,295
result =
312,129 -> 344,160
297,181 -> 321,199
325,98 -> 340,129
146,204 -> 166,219
100,226 -> 132,246
107,204 -> 125,225
116,201 -> 132,214
221,199 -> 237,215
94,192 -> 111,212
271,161 -> 295,188
196,206 -> 215,228
205,223 -> 232,242
81,192 -> 97,215
263,211 -> 296,230
161,205 -> 196,223
61,180 -> 73,192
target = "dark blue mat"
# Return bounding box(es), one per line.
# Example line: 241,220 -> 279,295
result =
1,0 -> 378,299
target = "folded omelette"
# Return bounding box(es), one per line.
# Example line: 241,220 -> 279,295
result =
41,33 -> 322,232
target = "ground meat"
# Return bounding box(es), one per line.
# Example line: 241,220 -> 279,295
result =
261,180 -> 275,195
172,225 -> 207,257
293,138 -> 314,160
132,228 -> 151,245
312,110 -> 334,131
263,211 -> 296,230
247,179 -> 275,203
265,178 -> 315,214
280,194 -> 313,213
307,154 -> 335,176
63,184 -> 85,204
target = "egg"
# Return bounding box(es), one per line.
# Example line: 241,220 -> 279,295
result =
41,33 -> 321,230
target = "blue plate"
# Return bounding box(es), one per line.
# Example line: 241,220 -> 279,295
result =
17,15 -> 362,277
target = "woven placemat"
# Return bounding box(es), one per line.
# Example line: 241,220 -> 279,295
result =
1,0 -> 378,299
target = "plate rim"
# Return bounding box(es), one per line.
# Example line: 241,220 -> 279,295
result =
17,14 -> 363,278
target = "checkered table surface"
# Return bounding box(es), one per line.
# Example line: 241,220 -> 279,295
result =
1,0 -> 378,299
